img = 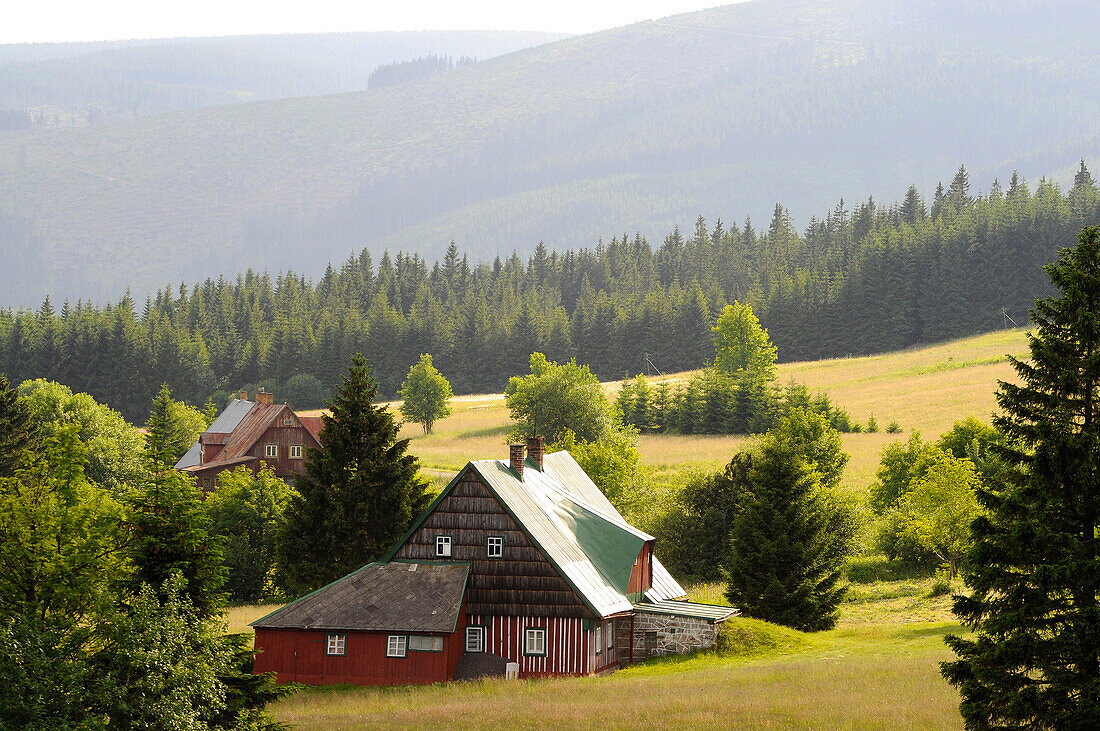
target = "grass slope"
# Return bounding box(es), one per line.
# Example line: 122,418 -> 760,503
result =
2,0 -> 1098,304
236,576 -> 962,729
395,328 -> 1028,492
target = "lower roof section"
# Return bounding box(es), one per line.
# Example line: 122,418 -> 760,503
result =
632,599 -> 739,623
253,561 -> 470,633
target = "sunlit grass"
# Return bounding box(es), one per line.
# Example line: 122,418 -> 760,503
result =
270,576 -> 965,730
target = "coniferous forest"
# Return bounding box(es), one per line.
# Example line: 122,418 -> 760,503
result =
1,165 -> 1096,421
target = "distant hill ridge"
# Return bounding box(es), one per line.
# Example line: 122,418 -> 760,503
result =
1,0 -> 1099,306
0,30 -> 566,126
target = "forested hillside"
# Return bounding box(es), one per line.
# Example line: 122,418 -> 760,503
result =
1,0 -> 1098,306
0,31 -> 563,128
2,166 -> 1094,421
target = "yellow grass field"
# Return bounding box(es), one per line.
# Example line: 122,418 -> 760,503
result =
389,328 -> 1028,493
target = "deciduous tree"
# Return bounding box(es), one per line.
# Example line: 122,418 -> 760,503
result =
398,353 -> 453,434
712,301 -> 778,382
505,352 -> 615,445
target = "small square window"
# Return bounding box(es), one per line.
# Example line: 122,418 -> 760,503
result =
283,417 -> 294,426
465,626 -> 484,653
265,444 -> 277,458
289,444 -> 303,459
326,633 -> 346,656
595,625 -> 602,655
524,627 -> 546,656
487,536 -> 503,558
435,536 -> 452,557
386,635 -> 407,657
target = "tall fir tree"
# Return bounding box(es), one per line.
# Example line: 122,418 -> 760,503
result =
279,354 -> 429,594
726,437 -> 851,631
943,226 -> 1100,728
0,375 -> 35,477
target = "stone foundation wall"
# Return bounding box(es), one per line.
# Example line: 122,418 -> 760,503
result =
631,613 -> 719,659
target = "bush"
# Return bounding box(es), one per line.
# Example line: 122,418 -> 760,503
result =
886,420 -> 902,433
866,414 -> 879,432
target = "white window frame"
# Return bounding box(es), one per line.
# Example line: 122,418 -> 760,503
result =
326,633 -> 346,656
289,444 -> 303,459
524,627 -> 546,657
465,626 -> 484,653
283,417 -> 294,426
264,443 -> 278,458
386,635 -> 407,658
606,621 -> 614,650
595,625 -> 602,655
408,635 -> 444,652
487,536 -> 504,558
435,535 -> 452,557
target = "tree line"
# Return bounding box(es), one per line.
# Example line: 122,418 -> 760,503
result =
1,165 -> 1097,422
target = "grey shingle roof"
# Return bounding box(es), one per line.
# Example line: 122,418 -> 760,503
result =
252,561 -> 470,632
173,398 -> 254,469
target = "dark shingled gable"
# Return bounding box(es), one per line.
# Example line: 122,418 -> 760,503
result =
252,562 -> 470,633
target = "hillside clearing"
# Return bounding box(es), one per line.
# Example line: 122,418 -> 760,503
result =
389,329 -> 1028,492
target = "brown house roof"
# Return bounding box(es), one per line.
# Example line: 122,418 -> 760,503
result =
252,561 -> 470,633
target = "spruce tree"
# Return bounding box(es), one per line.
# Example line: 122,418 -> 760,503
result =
943,226 -> 1100,728
726,438 -> 851,631
0,375 -> 34,477
280,354 -> 429,594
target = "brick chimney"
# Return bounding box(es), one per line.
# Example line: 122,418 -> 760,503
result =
239,390 -> 248,400
509,443 -> 526,478
526,437 -> 544,470
256,387 -> 274,406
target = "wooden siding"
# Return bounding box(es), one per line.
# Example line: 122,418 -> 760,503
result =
464,614 -> 630,677
254,626 -> 465,686
246,424 -> 315,478
468,614 -> 591,677
627,543 -> 653,595
394,472 -> 593,618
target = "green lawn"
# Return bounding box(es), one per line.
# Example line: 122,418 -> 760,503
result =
259,576 -> 963,729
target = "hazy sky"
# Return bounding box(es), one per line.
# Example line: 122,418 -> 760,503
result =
4,1 -> 734,44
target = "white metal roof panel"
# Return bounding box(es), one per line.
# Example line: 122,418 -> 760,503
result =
472,459 -> 639,617
175,440 -> 202,469
632,599 -> 739,622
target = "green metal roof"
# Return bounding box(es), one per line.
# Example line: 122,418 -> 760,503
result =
542,451 -> 687,601
631,599 -> 739,622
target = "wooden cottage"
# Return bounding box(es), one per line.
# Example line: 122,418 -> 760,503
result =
174,389 -> 323,491
252,439 -> 736,685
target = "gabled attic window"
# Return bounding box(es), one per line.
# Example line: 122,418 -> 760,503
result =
435,536 -> 452,557
283,417 -> 293,426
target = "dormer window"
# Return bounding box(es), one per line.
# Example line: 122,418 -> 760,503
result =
435,536 -> 452,557
265,444 -> 277,458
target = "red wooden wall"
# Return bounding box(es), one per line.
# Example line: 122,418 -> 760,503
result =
466,614 -> 628,677
254,626 -> 464,686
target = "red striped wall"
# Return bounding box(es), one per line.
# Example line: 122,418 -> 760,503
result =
467,614 -> 625,677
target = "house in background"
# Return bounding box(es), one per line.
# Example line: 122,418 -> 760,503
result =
252,439 -> 737,686
175,388 -> 323,491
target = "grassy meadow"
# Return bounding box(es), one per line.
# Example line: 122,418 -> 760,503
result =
392,327 -> 1028,494
244,329 -> 1032,727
